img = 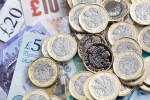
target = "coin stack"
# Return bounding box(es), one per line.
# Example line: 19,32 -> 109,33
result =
67,0 -> 150,100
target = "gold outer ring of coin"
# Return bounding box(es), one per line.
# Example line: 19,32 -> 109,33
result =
130,1 -> 150,25
76,33 -> 86,40
22,89 -> 50,100
67,0 -> 73,8
121,61 -> 148,86
107,22 -> 138,45
144,57 -> 150,85
83,75 -> 94,100
72,0 -> 102,6
118,82 -> 133,96
79,4 -> 109,34
113,52 -> 144,81
69,71 -> 93,100
140,83 -> 150,92
89,72 -> 121,100
50,95 -> 62,100
101,0 -> 129,22
138,26 -> 150,53
69,4 -> 86,32
111,37 -> 142,57
47,33 -> 77,62
28,57 -> 58,87
42,37 -> 50,57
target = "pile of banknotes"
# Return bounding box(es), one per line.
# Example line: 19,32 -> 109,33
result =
1,0 -> 150,100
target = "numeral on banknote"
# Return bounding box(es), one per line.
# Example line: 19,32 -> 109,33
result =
30,0 -> 59,16
0,8 -> 22,38
25,39 -> 42,51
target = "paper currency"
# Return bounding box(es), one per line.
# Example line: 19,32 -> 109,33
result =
0,0 -> 24,42
21,0 -> 67,25
0,0 -> 6,9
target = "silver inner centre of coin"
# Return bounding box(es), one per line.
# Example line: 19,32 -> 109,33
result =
93,76 -> 115,96
27,94 -> 46,100
83,7 -> 104,29
72,7 -> 83,27
135,3 -> 150,21
119,55 -> 140,75
113,25 -> 133,41
74,76 -> 88,95
116,42 -> 137,53
52,37 -> 72,57
143,30 -> 150,47
77,0 -> 97,3
105,1 -> 123,17
33,61 -> 53,83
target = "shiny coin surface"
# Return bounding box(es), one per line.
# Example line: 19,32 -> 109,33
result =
69,71 -> 93,99
130,1 -> 150,25
122,61 -> 148,86
119,83 -> 133,96
22,89 -> 50,100
113,52 -> 144,81
144,57 -> 150,85
140,83 -> 150,92
83,43 -> 113,73
102,0 -> 129,21
67,0 -> 73,8
79,4 -> 109,34
69,4 -> 86,32
138,26 -> 150,53
108,22 -> 138,45
83,75 -> 94,100
28,57 -> 58,87
72,0 -> 101,6
42,37 -> 50,57
47,34 -> 77,62
89,72 -> 121,100
112,37 -> 142,57
50,95 -> 62,100
78,34 -> 107,59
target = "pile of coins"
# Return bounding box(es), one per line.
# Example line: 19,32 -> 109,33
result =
23,0 -> 150,99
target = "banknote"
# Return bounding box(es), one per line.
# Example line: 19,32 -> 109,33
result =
21,0 -> 67,25
0,0 -> 6,9
7,32 -> 64,100
0,0 -> 24,42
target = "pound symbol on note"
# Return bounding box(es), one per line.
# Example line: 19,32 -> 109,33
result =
30,0 -> 42,16
25,41 -> 32,50
0,24 -> 14,38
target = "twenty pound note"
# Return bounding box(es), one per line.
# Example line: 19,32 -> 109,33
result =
21,0 -> 67,25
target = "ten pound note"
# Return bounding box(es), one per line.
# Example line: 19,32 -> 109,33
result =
21,0 -> 67,25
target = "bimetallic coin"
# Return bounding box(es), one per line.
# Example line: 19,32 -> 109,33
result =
119,83 -> 133,96
122,61 -> 148,86
138,26 -> 150,53
47,34 -> 77,62
50,95 -> 62,100
28,57 -> 58,87
102,0 -> 129,21
144,57 -> 150,85
76,33 -> 86,40
42,37 -> 50,57
113,52 -> 144,81
72,0 -> 102,6
69,71 -> 93,99
22,89 -> 50,100
79,4 -> 109,34
78,34 -> 107,59
112,37 -> 142,57
67,0 -> 73,8
89,72 -> 121,100
69,4 -> 86,32
108,22 -> 138,45
130,1 -> 150,25
140,83 -> 150,92
83,75 -> 94,100
83,43 -> 113,73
